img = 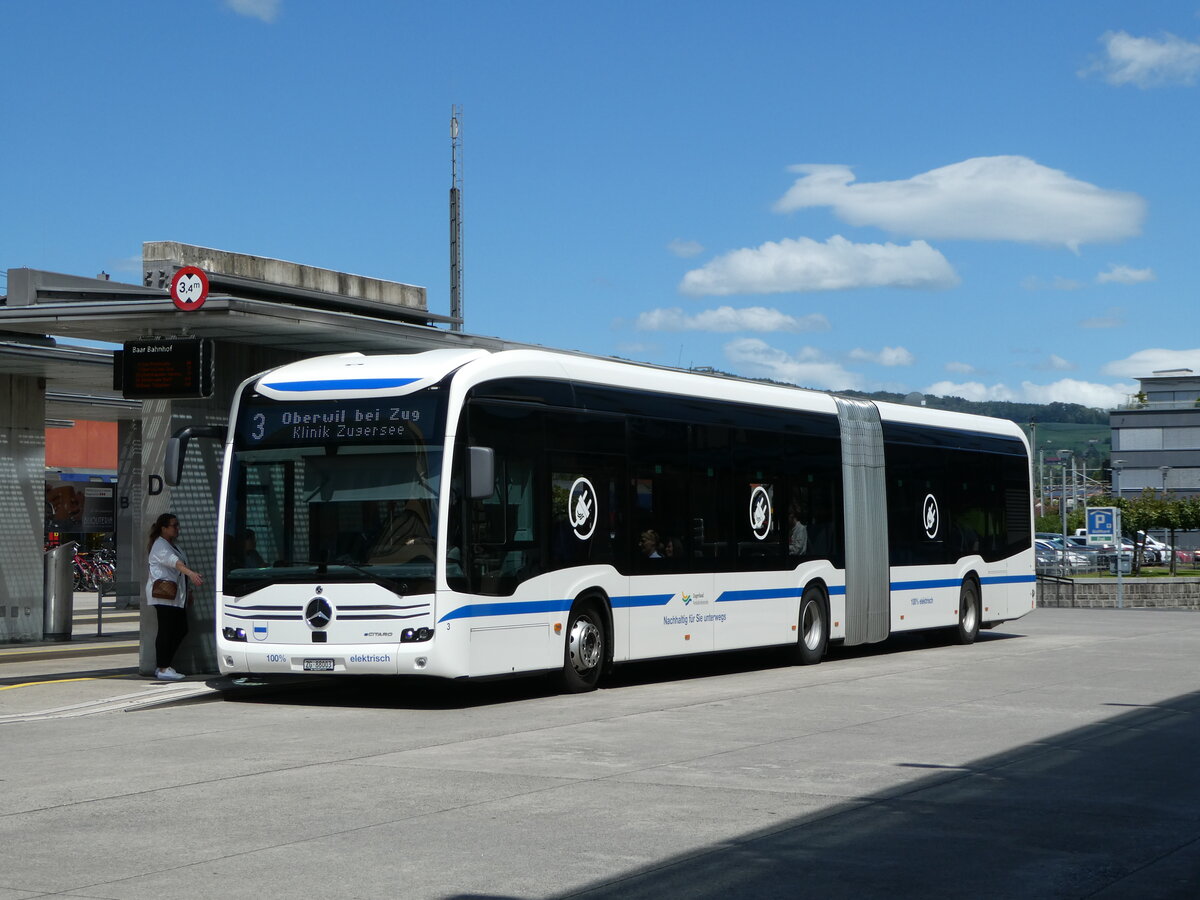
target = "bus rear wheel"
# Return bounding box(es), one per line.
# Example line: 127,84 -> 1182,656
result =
560,601 -> 606,693
791,585 -> 828,666
953,580 -> 981,645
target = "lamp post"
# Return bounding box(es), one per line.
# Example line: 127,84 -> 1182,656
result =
1038,443 -> 1048,513
1060,449 -> 1073,548
1029,420 -> 1037,510
1160,465 -> 1171,497
1113,459 -> 1125,499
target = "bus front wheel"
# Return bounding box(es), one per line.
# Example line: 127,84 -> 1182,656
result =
792,585 -> 828,666
560,601 -> 606,693
953,580 -> 981,645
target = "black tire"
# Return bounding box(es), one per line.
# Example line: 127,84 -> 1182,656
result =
791,585 -> 828,666
560,600 -> 606,693
953,580 -> 981,645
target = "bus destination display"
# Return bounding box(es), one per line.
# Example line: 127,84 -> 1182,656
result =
237,397 -> 434,449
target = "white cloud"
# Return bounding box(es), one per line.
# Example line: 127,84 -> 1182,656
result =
774,157 -> 1144,250
925,380 -> 1018,402
848,346 -> 915,367
667,239 -> 704,258
1103,348 -> 1200,377
724,338 -> 864,390
1018,379 -> 1135,407
225,0 -> 281,22
925,378 -> 1133,408
680,235 -> 959,296
1084,31 -> 1200,88
945,361 -> 976,374
1096,264 -> 1155,285
636,306 -> 830,333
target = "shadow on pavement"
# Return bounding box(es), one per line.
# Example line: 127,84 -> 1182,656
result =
539,690 -> 1200,899
211,630 -> 1024,713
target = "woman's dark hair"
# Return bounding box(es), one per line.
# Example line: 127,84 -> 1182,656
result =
147,513 -> 179,554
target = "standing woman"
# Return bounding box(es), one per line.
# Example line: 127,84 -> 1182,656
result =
146,513 -> 203,681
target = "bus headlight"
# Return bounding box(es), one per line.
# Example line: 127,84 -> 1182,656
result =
400,627 -> 433,643
223,627 -> 248,642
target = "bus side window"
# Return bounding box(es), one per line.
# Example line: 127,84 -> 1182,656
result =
460,402 -> 545,596
468,456 -> 541,595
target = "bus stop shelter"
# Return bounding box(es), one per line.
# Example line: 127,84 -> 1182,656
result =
0,242 -> 513,674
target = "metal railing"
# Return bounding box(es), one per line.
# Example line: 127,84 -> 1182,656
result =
1117,399 -> 1200,411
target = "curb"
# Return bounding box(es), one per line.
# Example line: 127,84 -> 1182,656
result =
0,639 -> 139,665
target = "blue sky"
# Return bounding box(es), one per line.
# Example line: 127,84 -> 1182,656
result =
5,1 -> 1200,408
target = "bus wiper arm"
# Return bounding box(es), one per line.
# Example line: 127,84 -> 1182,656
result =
330,562 -> 411,596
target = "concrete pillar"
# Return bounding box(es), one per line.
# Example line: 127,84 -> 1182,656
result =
115,418 -> 142,609
0,374 -> 46,642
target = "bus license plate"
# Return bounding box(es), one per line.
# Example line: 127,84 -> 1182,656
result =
303,658 -> 335,672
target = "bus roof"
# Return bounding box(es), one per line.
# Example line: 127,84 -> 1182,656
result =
250,347 -> 1026,444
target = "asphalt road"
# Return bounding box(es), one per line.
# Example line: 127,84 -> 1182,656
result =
2,607 -> 1198,899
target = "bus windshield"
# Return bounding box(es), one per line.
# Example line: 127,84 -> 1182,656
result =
223,390 -> 444,596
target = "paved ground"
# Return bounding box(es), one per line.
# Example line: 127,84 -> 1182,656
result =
1,607 -> 1199,899
0,591 -> 139,708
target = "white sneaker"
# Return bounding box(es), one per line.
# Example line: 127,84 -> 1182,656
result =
155,668 -> 185,681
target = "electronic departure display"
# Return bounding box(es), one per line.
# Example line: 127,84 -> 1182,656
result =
115,338 -> 214,399
235,395 -> 438,449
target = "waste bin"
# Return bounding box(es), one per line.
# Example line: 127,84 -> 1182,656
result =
1110,556 -> 1133,575
43,541 -> 77,641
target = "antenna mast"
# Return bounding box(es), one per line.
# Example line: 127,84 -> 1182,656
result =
449,105 -> 464,332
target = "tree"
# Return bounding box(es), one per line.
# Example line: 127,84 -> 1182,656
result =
1111,490 -> 1161,574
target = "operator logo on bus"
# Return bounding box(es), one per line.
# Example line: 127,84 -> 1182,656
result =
750,485 -> 772,541
569,477 -> 598,541
923,493 -> 940,540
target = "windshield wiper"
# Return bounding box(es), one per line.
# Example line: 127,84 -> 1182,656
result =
326,562 -> 415,597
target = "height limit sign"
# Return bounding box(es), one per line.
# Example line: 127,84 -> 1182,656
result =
170,267 -> 210,311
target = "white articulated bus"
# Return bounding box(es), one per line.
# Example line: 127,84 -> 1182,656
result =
195,348 -> 1035,691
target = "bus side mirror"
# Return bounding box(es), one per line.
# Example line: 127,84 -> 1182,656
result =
165,426 -> 227,487
467,446 -> 495,500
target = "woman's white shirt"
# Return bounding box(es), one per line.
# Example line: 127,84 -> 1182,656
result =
146,536 -> 187,608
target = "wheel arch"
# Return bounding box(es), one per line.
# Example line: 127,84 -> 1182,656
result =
802,576 -> 832,619
570,587 -> 614,670
961,568 -> 982,606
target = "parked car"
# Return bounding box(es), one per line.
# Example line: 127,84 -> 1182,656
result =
1138,533 -> 1173,564
1035,538 -> 1093,573
1066,535 -> 1131,569
1072,529 -> 1166,564
1118,537 -> 1160,565
1035,544 -> 1061,574
1038,534 -> 1102,563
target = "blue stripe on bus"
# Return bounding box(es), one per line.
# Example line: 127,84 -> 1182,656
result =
891,574 -> 1037,591
611,593 -> 676,609
980,574 -> 1038,585
716,584 -> 847,604
437,592 -> 675,623
436,575 -> 1033,623
717,587 -> 803,604
263,378 -> 419,392
890,578 -> 962,591
438,598 -> 574,623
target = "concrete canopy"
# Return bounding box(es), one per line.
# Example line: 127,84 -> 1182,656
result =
0,247 -> 514,650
